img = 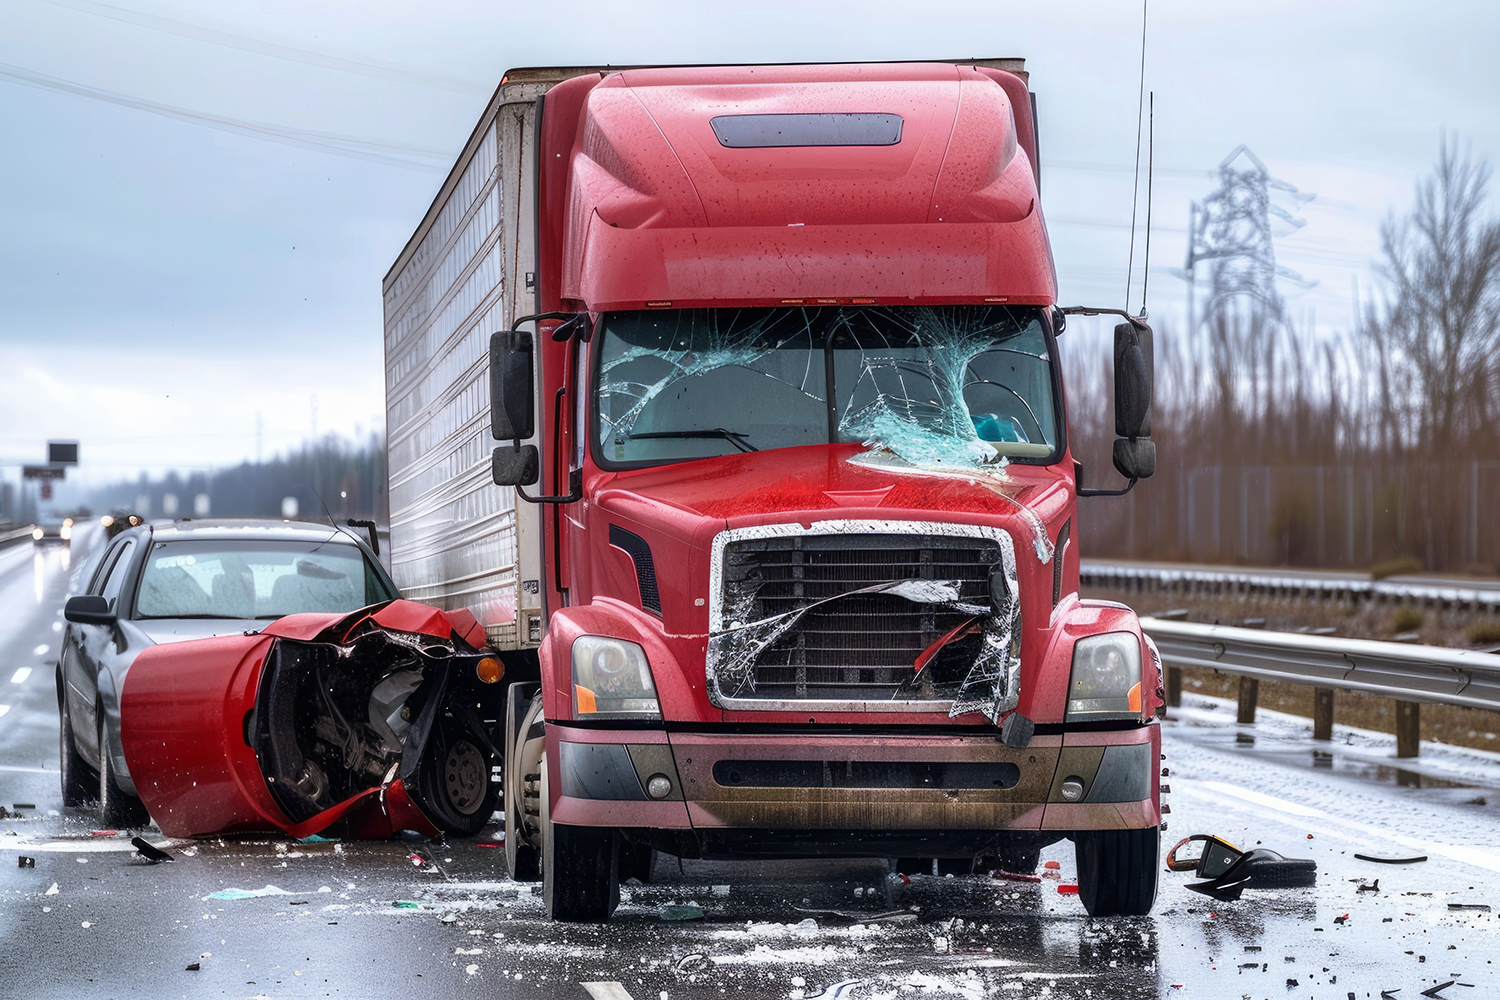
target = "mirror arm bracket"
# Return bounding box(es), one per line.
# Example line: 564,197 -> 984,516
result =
1078,476 -> 1139,498
517,468 -> 582,505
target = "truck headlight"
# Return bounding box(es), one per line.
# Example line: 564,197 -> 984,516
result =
1066,632 -> 1142,720
571,635 -> 661,720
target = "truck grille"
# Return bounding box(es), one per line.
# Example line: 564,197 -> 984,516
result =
717,531 -> 1006,703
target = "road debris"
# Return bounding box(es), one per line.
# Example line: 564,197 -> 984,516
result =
658,904 -> 704,921
1057,884 -> 1079,895
131,837 -> 173,863
203,886 -> 292,901
1356,853 -> 1429,865
990,869 -> 1041,883
17,856 -> 33,868
185,962 -> 200,971
1447,903 -> 1491,912
1166,834 -> 1316,900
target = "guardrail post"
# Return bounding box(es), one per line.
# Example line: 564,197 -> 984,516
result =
1313,687 -> 1334,740
1166,666 -> 1182,707
1237,677 -> 1259,724
1395,701 -> 1420,758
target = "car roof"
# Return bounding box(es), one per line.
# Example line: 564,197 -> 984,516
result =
143,519 -> 365,545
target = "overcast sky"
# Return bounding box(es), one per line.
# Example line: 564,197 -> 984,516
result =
2,0 -> 1496,492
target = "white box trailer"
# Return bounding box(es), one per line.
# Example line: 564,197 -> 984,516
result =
381,67 -> 594,650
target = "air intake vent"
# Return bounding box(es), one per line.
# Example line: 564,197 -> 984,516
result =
609,524 -> 661,614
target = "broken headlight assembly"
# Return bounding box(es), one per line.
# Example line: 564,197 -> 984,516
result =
571,635 -> 662,720
1065,631 -> 1142,721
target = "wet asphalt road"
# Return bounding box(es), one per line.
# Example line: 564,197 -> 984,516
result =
0,534 -> 1497,1000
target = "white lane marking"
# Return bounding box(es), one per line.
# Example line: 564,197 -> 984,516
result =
10,668 -> 32,684
1200,780 -> 1324,818
0,705 -> 9,719
0,766 -> 55,774
581,983 -> 637,1000
32,645 -> 49,657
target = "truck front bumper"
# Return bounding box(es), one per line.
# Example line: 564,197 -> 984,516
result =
546,724 -> 1160,834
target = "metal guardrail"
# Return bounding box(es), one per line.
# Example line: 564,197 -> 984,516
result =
1084,560 -> 1500,613
1142,617 -> 1500,713
0,525 -> 36,551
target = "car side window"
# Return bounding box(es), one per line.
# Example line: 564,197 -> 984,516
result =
87,542 -> 126,596
99,540 -> 138,613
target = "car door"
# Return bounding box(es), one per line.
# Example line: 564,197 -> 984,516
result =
60,537 -> 123,755
70,537 -> 138,768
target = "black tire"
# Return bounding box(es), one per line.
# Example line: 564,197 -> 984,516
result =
994,845 -> 1042,875
1075,826 -> 1159,916
58,689 -> 94,807
504,693 -> 541,882
620,840 -> 656,884
98,721 -> 149,829
541,755 -> 618,922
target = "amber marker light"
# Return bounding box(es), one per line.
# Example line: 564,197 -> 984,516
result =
475,656 -> 504,684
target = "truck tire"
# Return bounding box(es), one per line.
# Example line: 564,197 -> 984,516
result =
98,720 -> 149,829
619,840 -> 656,884
58,688 -> 94,807
504,691 -> 542,882
540,753 -> 619,921
1074,826 -> 1159,916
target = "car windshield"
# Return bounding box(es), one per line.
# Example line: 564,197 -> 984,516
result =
595,305 -> 1058,467
134,539 -> 393,619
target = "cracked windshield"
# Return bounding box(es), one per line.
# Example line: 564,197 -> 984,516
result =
595,305 -> 1058,467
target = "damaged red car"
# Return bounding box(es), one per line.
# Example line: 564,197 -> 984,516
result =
120,598 -> 509,839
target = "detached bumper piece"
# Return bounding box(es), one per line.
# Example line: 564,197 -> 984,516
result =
121,600 -> 505,839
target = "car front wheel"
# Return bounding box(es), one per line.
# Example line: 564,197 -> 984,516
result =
98,720 -> 149,828
1074,826 -> 1159,916
58,688 -> 94,807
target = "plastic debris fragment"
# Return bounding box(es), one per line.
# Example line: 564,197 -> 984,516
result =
185,962 -> 200,971
1057,884 -> 1079,895
1355,853 -> 1428,865
658,904 -> 704,922
132,837 -> 174,863
203,885 -> 292,901
17,856 -> 34,868
991,869 -> 1042,883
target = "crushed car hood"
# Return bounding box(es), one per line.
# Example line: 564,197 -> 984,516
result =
119,599 -> 502,839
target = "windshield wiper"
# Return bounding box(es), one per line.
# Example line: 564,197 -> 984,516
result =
627,429 -> 759,453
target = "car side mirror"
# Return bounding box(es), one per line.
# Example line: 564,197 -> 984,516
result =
489,331 -> 535,442
65,594 -> 115,626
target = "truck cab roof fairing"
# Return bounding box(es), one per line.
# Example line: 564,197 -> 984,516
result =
560,64 -> 1056,310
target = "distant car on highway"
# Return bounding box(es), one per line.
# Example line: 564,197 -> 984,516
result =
58,519 -> 400,826
32,516 -> 73,546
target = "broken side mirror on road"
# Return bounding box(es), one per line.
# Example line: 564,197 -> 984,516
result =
64,595 -> 115,626
1166,833 -> 1317,900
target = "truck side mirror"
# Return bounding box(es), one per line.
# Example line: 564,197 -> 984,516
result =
492,445 -> 540,487
64,594 -> 115,625
1112,321 -> 1155,480
489,331 -> 535,441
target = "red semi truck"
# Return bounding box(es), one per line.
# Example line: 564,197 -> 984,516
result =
382,60 -> 1163,921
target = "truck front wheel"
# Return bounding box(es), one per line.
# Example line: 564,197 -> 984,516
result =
540,753 -> 620,922
1074,826 -> 1159,916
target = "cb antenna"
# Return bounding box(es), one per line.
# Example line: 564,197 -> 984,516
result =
1140,91 -> 1155,318
1124,0 -> 1149,312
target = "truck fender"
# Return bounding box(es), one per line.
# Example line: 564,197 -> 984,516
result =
1025,598 -> 1159,724
537,600 -> 698,724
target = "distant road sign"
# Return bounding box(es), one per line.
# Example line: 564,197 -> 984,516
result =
48,441 -> 79,465
22,466 -> 64,480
